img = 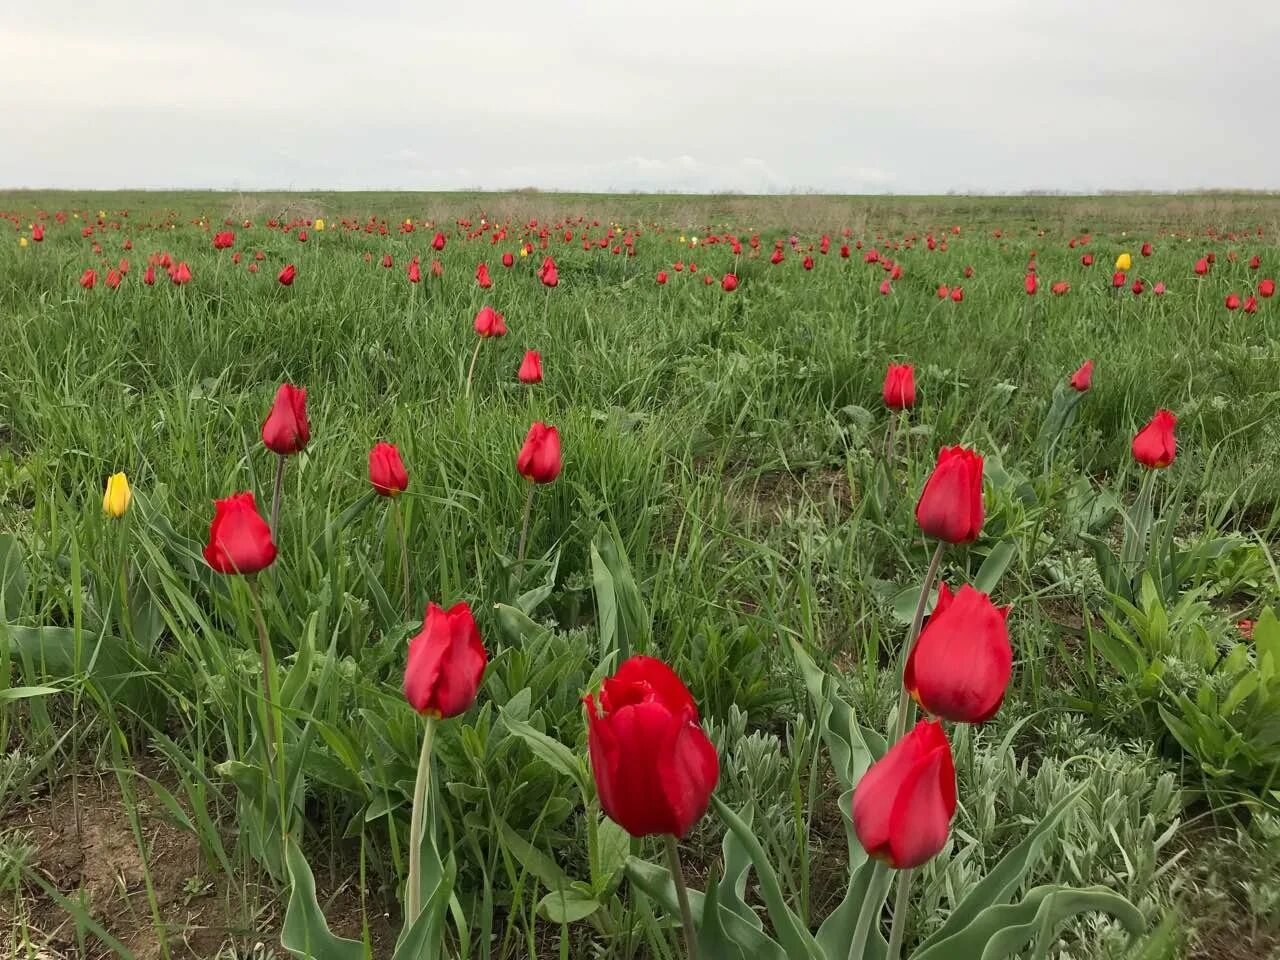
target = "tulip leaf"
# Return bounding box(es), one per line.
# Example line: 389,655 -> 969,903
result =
0,684 -> 61,702
817,858 -> 887,960
590,531 -> 649,662
281,837 -> 366,960
6,624 -> 150,706
493,602 -> 552,646
392,854 -> 457,960
710,795 -> 822,960
497,815 -> 574,893
718,806 -> 764,929
973,540 -> 1018,595
910,884 -> 1144,960
915,786 -> 1086,952
499,708 -> 590,798
624,856 -> 786,960
536,890 -> 601,924
697,869 -> 751,960
0,533 -> 28,618
593,815 -> 631,893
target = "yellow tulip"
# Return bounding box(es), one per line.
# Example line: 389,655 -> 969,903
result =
519,248 -> 529,257
1115,252 -> 1132,271
315,218 -> 326,232
18,236 -> 28,248
103,472 -> 131,518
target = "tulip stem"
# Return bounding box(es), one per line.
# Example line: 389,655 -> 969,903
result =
269,453 -> 286,539
885,414 -> 897,472
248,576 -> 287,863
892,541 -> 946,744
516,484 -> 537,562
392,498 -> 410,620
885,866 -> 915,960
406,716 -> 438,926
465,338 -> 484,396
849,863 -> 892,960
663,835 -> 699,960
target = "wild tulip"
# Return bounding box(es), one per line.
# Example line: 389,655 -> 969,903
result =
431,259 -> 444,277
1024,273 -> 1038,295
803,255 -> 814,270
656,270 -> 668,285
1131,279 -> 1144,295
368,441 -> 409,497
963,265 -> 974,278
1081,253 -> 1094,267
278,264 -> 297,286
882,364 -> 915,410
721,273 -> 738,291
403,601 -> 487,719
916,446 -> 984,544
32,224 -> 43,241
382,254 -> 394,268
102,472 -> 132,518
172,261 -> 192,285
840,244 -> 851,258
473,306 -> 507,338
936,285 -> 950,299
518,350 -> 543,384
517,422 -> 561,484
770,248 -> 784,265
80,268 -> 97,289
1115,252 -> 1132,271
950,286 -> 963,302
1261,278 -> 1276,298
1154,281 -> 1166,295
1051,281 -> 1070,295
1141,243 -> 1153,257
584,656 -> 719,839
1244,295 -> 1259,314
202,492 -> 277,575
1225,293 -> 1241,310
407,257 -> 421,283
105,269 -> 122,290
852,719 -> 956,869
1070,359 -> 1093,391
1194,257 -> 1209,276
540,257 -> 559,287
476,262 -> 492,288
1132,409 -> 1177,469
1111,271 -> 1126,288
502,252 -> 514,267
1249,254 -> 1262,270
904,584 -> 1012,723
879,280 -> 892,295
262,383 -> 310,456
143,266 -> 155,286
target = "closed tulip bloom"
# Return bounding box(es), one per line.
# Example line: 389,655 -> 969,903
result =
476,262 -> 492,288
368,441 -> 409,497
32,224 -> 44,242
950,286 -> 964,302
1112,271 -> 1126,288
1070,359 -> 1093,391
1261,278 -> 1276,298
518,350 -> 543,384
770,248 -> 784,265
879,280 -> 892,296
1115,252 -> 1132,271
852,719 -> 956,869
1051,281 -> 1070,295
1141,243 -> 1153,257
905,584 -> 1012,723
203,492 -> 277,575
277,263 -> 297,286
105,269 -> 122,290
937,285 -> 950,299
882,363 -> 915,410
102,472 -> 131,518
432,231 -> 446,251
143,265 -> 155,286
1024,273 -> 1038,295
261,383 -> 310,455
172,261 -> 192,285
1132,409 -> 1177,469
1244,295 -> 1259,314
656,270 -> 668,285
540,257 -> 559,287
1153,282 -> 1166,295
915,446 -> 984,544
407,257 -> 421,283
474,305 -> 507,338
1081,253 -> 1094,267
721,273 -> 738,291
517,421 -> 561,484
1225,293 -> 1242,310
502,252 -> 515,268
1194,257 -> 1209,276
1131,279 -> 1145,295
403,602 -> 487,719
80,268 -> 97,289
1249,254 -> 1262,270
584,656 -> 720,839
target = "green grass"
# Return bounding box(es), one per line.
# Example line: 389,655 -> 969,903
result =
2,191 -> 1279,959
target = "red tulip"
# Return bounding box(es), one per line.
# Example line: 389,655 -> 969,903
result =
905,584 -> 1012,723
963,265 -> 975,278
770,249 -> 784,265
476,262 -> 492,288
31,224 -> 43,242
380,254 -> 393,269
202,492 -> 278,575
80,268 -> 97,289
502,252 -> 515,268
432,231 -> 447,251
1070,359 -> 1093,391
1261,278 -> 1276,298
721,273 -> 738,292
1244,295 -> 1258,314
297,230 -> 307,243
518,349 -> 543,384
1111,271 -> 1126,288
1153,282 -> 1166,295
1051,281 -> 1070,295
1132,409 -> 1177,469
803,255 -> 814,271
404,602 -> 487,719
539,256 -> 559,288
1024,274 -> 1038,295
517,421 -> 561,484
1249,254 -> 1262,270
950,286 -> 963,302
1131,279 -> 1144,295
1081,253 -> 1094,267
261,383 -> 310,455
1141,242 -> 1153,257
840,244 -> 851,258
172,261 -> 192,285
143,265 -> 155,286
431,258 -> 444,277
915,446 -> 984,544
1225,293 -> 1241,310
879,280 -> 892,296
368,441 -> 409,497
278,264 -> 297,286
105,269 -> 122,290
212,230 -> 235,250
473,305 -> 507,338
584,656 -> 719,839
852,719 -> 956,869
883,364 -> 915,410
407,257 -> 421,283
1194,257 -> 1209,276
656,270 -> 668,285
936,285 -> 950,299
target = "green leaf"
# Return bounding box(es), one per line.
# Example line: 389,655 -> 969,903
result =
6,624 -> 150,705
0,684 -> 61,702
392,854 -> 457,960
496,815 -> 574,893
0,533 -> 28,617
493,602 -> 552,646
973,540 -> 1018,595
590,532 -> 648,662
537,890 -> 601,924
816,858 -> 887,960
912,884 -> 1144,960
281,837 -> 367,960
916,786 -> 1086,952
500,708 -> 589,797
593,815 -> 630,894
711,795 -> 822,960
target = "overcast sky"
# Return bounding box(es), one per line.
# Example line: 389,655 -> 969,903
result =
4,1 -> 1277,194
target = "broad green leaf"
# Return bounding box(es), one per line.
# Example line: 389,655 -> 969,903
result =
500,708 -> 589,797
392,854 -> 457,960
973,540 -> 1018,595
0,684 -> 61,702
816,858 -> 887,960
590,532 -> 648,661
0,533 -> 28,617
537,890 -> 601,924
281,837 -> 366,960
497,815 -> 574,893
593,815 -> 630,893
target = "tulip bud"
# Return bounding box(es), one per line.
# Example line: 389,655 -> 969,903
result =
1132,409 -> 1177,469
905,584 -> 1012,723
517,422 -> 561,484
915,446 -> 984,544
103,472 -> 132,518
404,602 -> 487,719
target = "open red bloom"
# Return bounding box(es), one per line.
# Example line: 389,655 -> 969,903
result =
882,363 -> 915,410
212,230 -> 235,250
916,446 -> 984,543
368,441 -> 409,497
404,602 -> 487,719
1132,409 -> 1177,469
1070,359 -> 1093,391
80,268 -> 97,289
203,492 -> 277,575
853,719 -> 956,869
905,584 -> 1012,723
474,305 -> 507,338
518,349 -> 543,384
540,256 -> 559,287
584,656 -> 719,839
1051,281 -> 1070,295
261,383 -> 310,455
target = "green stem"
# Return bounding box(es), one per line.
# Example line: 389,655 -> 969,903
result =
885,866 -> 915,960
516,483 -> 536,562
465,337 -> 484,396
248,577 -> 286,859
269,453 -> 286,539
892,541 -> 946,743
406,716 -> 438,925
664,835 -> 699,960
848,864 -> 892,960
392,498 -> 410,620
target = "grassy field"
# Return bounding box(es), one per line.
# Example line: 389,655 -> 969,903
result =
2,191 -> 1280,960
